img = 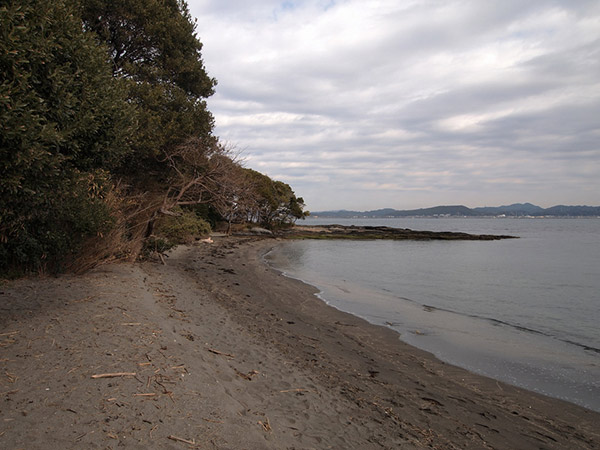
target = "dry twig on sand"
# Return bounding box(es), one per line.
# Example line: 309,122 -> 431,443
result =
0,389 -> 19,396
4,371 -> 17,383
91,372 -> 136,379
207,348 -> 234,358
0,331 -> 19,337
235,369 -> 259,380
168,434 -> 198,446
0,338 -> 17,348
279,388 -> 313,393
202,417 -> 224,424
258,418 -> 272,432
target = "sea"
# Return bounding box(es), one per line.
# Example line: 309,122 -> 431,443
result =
264,217 -> 600,412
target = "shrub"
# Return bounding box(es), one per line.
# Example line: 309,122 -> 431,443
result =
0,170 -> 115,275
153,208 -> 211,245
142,236 -> 175,259
0,0 -> 133,276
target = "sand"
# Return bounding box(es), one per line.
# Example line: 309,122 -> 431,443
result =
1,236 -> 599,449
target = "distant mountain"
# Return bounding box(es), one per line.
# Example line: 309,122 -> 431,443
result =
371,205 -> 476,217
312,203 -> 600,218
472,203 -> 546,216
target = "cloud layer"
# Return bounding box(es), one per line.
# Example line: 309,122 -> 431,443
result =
189,0 -> 600,210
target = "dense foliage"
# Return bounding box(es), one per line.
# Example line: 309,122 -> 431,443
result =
242,169 -> 309,227
153,207 -> 211,244
81,0 -> 217,170
0,0 -> 133,273
0,0 -> 307,276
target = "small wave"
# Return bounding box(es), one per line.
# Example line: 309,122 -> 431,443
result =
562,339 -> 600,355
477,317 -> 600,354
485,317 -> 549,336
394,296 -> 600,355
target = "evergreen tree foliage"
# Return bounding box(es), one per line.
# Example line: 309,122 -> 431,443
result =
0,0 -> 308,275
81,0 -> 217,171
0,0 -> 133,273
243,169 -> 308,227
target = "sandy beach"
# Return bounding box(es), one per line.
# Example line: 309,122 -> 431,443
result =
1,236 -> 599,449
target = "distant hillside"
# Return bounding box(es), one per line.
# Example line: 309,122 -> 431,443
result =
472,203 -> 545,216
312,203 -> 600,218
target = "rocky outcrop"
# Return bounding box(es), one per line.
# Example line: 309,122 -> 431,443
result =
281,224 -> 517,240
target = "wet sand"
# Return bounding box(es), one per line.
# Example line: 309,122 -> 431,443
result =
1,236 -> 599,449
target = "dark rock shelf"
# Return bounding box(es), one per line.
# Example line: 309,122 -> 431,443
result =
280,224 -> 518,241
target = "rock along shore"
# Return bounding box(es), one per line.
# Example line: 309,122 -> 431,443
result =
280,224 -> 517,240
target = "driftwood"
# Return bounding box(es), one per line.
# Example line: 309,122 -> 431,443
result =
168,435 -> 197,445
91,372 -> 136,379
235,369 -> 259,381
280,388 -> 312,393
202,417 -> 224,424
207,348 -> 234,358
0,331 -> 19,337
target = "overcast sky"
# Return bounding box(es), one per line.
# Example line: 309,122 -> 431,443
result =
188,0 -> 600,211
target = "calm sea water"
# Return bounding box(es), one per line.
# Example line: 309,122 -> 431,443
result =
265,217 -> 600,412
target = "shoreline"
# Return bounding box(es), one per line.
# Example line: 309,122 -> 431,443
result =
263,241 -> 600,413
1,236 -> 599,448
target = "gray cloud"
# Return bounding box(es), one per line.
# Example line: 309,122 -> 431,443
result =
189,0 -> 600,210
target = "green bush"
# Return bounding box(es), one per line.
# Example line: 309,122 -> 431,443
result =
153,208 -> 211,245
0,171 -> 115,275
0,0 -> 133,275
142,236 -> 175,258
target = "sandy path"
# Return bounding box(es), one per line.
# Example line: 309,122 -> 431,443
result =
1,236 -> 599,449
